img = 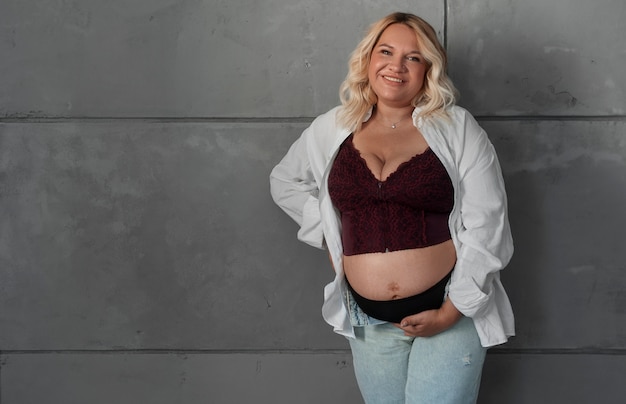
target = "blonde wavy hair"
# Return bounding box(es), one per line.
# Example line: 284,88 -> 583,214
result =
337,12 -> 458,131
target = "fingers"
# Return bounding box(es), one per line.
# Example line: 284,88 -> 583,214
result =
397,310 -> 441,337
400,312 -> 426,328
398,318 -> 425,337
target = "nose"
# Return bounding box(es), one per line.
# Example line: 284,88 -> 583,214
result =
389,57 -> 406,72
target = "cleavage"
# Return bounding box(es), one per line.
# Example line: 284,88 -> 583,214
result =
349,135 -> 428,182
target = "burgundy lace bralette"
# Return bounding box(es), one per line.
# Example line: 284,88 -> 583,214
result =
328,134 -> 454,256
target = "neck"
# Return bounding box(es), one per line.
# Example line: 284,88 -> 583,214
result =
373,104 -> 414,128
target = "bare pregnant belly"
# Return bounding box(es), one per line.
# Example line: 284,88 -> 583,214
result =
343,240 -> 457,301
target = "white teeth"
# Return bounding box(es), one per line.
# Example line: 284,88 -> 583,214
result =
384,76 -> 402,83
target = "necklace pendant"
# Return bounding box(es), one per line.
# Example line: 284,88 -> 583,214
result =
391,124 -> 396,129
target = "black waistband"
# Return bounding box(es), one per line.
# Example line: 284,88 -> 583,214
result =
346,271 -> 452,323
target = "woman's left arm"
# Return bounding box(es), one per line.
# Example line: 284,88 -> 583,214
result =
447,116 -> 514,319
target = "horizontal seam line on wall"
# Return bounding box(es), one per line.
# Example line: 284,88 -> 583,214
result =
476,115 -> 626,121
489,348 -> 626,355
0,349 -> 352,355
1,116 -> 626,124
0,117 -> 316,124
2,348 -> 626,355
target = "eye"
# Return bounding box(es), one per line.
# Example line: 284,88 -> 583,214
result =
381,49 -> 392,56
407,55 -> 423,63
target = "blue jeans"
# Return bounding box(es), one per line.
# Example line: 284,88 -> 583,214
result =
347,317 -> 487,404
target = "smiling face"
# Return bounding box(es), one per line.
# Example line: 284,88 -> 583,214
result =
367,23 -> 428,108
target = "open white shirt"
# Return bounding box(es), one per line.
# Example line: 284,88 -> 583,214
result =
270,105 -> 515,347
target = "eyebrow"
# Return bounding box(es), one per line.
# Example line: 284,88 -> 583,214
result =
376,43 -> 422,55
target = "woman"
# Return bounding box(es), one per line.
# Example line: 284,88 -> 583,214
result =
270,12 -> 514,404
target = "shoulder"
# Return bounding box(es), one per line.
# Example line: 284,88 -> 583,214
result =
308,106 -> 343,130
446,105 -> 481,130
422,105 -> 492,161
432,105 -> 486,142
302,106 -> 349,147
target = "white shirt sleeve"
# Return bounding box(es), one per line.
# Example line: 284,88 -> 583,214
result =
269,127 -> 325,249
447,114 -> 514,319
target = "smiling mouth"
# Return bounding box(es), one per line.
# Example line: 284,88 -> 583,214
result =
383,76 -> 403,83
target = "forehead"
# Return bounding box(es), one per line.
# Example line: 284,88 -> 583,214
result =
376,23 -> 419,48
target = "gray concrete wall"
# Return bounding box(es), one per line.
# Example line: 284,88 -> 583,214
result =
0,0 -> 624,403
